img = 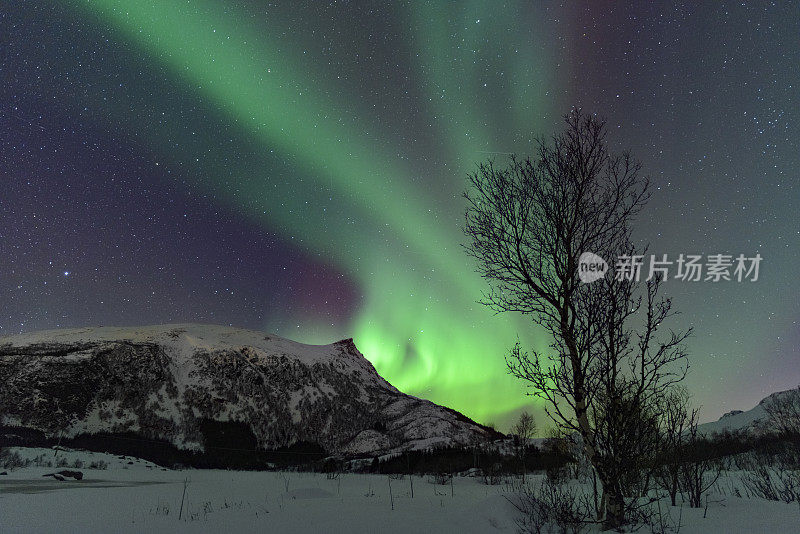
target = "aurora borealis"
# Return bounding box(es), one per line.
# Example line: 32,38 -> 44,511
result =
3,2 -> 799,429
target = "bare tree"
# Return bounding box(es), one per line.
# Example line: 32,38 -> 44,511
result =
679,417 -> 722,508
761,386 -> 800,440
655,387 -> 697,506
742,385 -> 800,503
512,411 -> 537,483
464,109 -> 690,529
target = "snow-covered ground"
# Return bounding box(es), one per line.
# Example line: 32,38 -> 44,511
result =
1,448 -> 798,533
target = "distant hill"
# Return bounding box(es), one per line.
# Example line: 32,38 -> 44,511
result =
698,388 -> 798,436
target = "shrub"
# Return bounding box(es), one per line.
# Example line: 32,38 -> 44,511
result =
427,472 -> 452,485
481,463 -> 503,485
0,449 -> 30,470
507,478 -> 593,534
739,462 -> 800,503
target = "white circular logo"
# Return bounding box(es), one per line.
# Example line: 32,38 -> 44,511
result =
578,252 -> 608,283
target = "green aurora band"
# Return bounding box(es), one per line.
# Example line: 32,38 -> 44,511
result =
78,0 -> 557,425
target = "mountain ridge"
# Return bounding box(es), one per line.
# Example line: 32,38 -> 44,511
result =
0,324 -> 500,463
697,388 -> 798,436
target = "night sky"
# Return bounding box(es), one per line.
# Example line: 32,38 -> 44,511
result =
2,1 -> 798,429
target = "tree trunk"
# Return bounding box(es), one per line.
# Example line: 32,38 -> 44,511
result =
669,473 -> 678,507
604,489 -> 625,530
598,488 -> 608,522
563,321 -> 616,523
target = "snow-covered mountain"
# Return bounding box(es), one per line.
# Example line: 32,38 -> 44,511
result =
698,389 -> 797,436
0,324 -> 499,460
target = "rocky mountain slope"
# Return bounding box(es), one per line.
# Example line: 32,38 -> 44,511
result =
0,324 -> 498,461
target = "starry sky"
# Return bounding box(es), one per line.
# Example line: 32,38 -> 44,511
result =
2,1 -> 798,430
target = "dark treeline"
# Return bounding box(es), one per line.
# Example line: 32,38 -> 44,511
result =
358,444 -> 572,477
4,420 -> 797,475
0,422 -> 326,470
681,429 -> 800,464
